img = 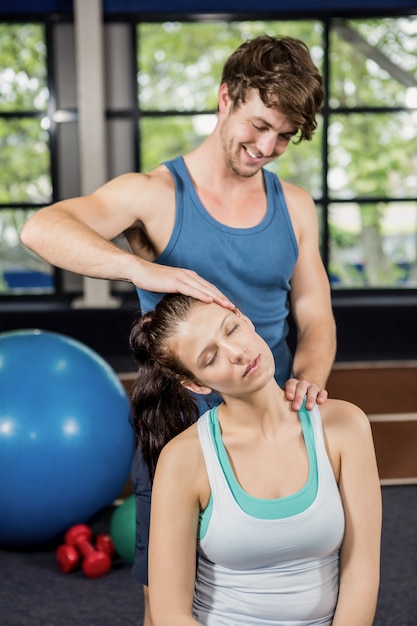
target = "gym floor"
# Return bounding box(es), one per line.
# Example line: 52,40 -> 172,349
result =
0,505 -> 144,625
1,485 -> 417,625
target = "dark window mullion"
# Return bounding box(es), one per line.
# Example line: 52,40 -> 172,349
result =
321,18 -> 331,272
45,17 -> 63,295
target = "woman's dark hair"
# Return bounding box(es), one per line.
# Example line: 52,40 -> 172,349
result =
221,34 -> 323,142
129,294 -> 201,481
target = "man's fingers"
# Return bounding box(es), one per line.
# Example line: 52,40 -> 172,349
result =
284,378 -> 328,411
175,270 -> 234,308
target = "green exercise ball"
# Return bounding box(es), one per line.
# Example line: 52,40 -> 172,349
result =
110,495 -> 136,565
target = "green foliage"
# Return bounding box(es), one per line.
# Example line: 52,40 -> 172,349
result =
0,23 -> 47,112
0,117 -> 51,203
0,24 -> 51,292
138,20 -> 323,112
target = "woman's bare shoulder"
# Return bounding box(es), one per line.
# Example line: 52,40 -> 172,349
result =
157,422 -> 203,475
318,398 -> 372,441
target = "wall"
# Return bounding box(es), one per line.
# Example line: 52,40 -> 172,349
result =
327,361 -> 417,483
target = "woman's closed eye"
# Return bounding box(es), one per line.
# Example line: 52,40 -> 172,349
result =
206,351 -> 217,367
227,323 -> 240,336
204,327 -> 239,366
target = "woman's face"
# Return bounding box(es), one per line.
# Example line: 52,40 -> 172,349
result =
172,302 -> 275,398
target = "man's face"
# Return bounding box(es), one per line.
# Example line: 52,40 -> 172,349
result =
218,86 -> 298,178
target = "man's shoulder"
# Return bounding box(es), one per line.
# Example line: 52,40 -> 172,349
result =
116,164 -> 176,203
107,163 -> 173,191
119,165 -> 177,257
280,178 -> 312,202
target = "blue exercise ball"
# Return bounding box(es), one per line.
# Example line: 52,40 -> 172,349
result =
0,329 -> 134,548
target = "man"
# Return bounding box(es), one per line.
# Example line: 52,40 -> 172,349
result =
21,34 -> 336,625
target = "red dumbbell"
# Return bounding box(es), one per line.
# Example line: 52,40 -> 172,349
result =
56,524 -> 113,579
56,543 -> 80,573
95,533 -> 115,558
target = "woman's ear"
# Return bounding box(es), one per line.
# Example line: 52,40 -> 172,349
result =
181,379 -> 213,396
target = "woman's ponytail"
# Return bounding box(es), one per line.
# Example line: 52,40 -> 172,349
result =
129,298 -> 200,481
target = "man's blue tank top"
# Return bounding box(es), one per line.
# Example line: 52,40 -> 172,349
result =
135,156 -> 298,386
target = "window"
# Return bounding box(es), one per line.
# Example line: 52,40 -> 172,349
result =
328,18 -> 417,288
0,23 -> 53,295
1,12 -> 416,298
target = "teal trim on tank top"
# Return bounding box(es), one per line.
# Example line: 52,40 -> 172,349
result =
198,402 -> 319,539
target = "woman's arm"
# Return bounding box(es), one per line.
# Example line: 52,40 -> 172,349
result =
148,430 -> 205,626
329,401 -> 382,626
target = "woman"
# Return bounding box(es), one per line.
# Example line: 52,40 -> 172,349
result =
129,294 -> 381,626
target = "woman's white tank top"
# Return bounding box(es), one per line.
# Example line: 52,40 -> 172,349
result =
193,404 -> 345,626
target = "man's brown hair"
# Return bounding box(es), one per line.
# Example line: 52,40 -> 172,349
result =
221,34 -> 323,142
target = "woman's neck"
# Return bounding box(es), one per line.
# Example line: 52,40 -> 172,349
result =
217,381 -> 292,434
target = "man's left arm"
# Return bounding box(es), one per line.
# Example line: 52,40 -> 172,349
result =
284,184 -> 336,411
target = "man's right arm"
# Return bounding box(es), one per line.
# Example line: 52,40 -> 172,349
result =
21,172 -> 162,280
20,171 -> 233,308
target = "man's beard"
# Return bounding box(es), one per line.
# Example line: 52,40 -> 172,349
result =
221,137 -> 262,179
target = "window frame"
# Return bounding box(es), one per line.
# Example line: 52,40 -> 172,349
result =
0,9 -> 416,306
